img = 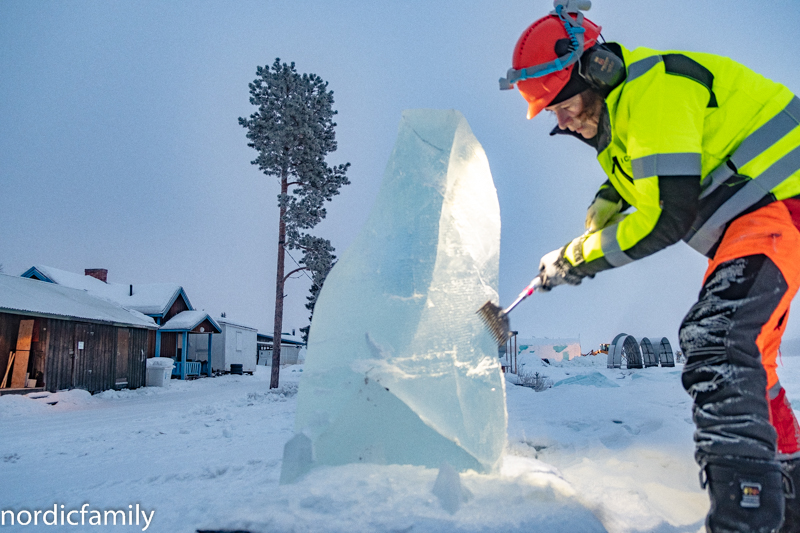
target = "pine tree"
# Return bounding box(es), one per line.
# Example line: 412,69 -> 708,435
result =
239,59 -> 349,388
296,235 -> 336,343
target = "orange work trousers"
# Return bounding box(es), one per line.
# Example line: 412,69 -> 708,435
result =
706,200 -> 800,392
703,199 -> 800,456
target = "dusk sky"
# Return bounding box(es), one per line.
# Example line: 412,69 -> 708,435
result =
2,0 -> 799,352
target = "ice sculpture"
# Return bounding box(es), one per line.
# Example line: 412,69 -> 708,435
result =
283,109 -> 505,480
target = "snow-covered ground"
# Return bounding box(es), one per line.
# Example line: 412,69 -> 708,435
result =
3,357 -> 800,532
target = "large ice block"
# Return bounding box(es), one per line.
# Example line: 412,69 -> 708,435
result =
285,109 -> 505,478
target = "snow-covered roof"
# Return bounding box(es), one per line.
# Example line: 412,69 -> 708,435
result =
257,332 -> 305,346
22,265 -> 189,317
216,316 -> 258,331
121,284 -> 186,316
160,310 -> 220,333
0,274 -> 157,329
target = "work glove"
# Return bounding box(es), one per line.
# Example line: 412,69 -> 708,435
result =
585,196 -> 623,233
537,245 -> 585,292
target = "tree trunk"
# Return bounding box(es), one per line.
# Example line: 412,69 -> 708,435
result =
271,171 -> 288,389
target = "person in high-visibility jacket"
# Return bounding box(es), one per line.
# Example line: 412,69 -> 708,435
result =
501,2 -> 800,532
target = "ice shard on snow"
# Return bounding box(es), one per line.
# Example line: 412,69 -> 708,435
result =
284,109 -> 506,478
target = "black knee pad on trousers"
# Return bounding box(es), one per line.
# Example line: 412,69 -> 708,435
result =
680,255 -> 784,463
705,457 -> 784,533
682,361 -> 776,462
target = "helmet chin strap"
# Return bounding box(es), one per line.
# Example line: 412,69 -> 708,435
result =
499,0 -> 593,90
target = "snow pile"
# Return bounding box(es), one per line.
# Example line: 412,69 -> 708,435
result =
289,109 -> 506,477
45,389 -> 94,409
549,354 -> 606,367
239,458 -> 605,533
554,372 -> 620,388
0,393 -> 51,418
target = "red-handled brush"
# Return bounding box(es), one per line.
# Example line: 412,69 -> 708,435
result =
477,277 -> 541,346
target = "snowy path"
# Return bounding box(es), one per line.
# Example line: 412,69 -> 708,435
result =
0,370 -> 299,532
3,358 -> 800,532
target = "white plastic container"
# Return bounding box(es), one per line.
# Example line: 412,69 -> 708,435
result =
145,357 -> 175,387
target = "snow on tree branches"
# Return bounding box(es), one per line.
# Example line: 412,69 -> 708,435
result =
239,58 -> 349,387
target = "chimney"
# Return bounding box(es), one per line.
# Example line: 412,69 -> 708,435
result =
129,284 -> 133,296
85,269 -> 108,283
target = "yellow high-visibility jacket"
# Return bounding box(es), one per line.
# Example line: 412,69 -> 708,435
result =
561,44 -> 800,276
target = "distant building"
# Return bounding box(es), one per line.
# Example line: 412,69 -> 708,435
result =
516,337 -> 582,365
257,332 -> 305,366
0,274 -> 157,394
188,316 -> 257,373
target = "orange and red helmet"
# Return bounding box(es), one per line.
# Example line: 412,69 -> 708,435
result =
500,0 -> 602,119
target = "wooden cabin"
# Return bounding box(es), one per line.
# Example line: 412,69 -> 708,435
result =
0,275 -> 157,394
20,265 -> 221,380
21,265 -> 192,361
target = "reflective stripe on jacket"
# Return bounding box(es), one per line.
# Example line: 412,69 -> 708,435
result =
568,44 -> 800,270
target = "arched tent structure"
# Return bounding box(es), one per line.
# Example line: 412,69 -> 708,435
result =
607,333 -> 626,368
608,333 -> 644,369
640,338 -> 660,367
655,337 -> 675,367
624,336 -> 644,369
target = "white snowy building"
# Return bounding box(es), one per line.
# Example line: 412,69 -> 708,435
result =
257,332 -> 305,366
188,316 -> 257,373
516,337 -> 582,365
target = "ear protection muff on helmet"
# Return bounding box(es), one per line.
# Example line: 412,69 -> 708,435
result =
578,45 -> 626,95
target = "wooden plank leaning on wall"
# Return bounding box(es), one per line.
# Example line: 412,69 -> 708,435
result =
9,319 -> 34,388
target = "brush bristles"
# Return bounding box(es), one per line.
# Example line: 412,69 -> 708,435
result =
477,301 -> 510,347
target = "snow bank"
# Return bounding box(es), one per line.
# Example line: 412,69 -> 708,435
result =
0,393 -> 51,418
206,458 -> 606,533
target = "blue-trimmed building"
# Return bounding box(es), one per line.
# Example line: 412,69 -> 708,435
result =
21,266 -> 221,379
